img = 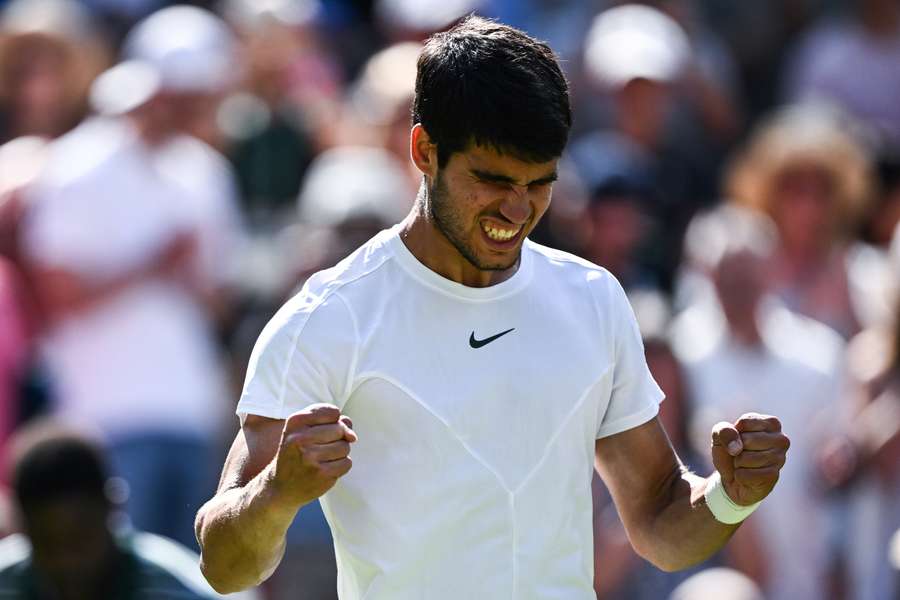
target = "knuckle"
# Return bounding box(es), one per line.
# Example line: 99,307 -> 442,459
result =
309,404 -> 340,418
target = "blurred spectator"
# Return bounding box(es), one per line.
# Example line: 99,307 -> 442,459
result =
481,0 -> 606,64
575,171 -> 662,295
726,104 -> 891,337
668,567 -> 764,600
818,304 -> 900,600
294,145 -> 412,278
0,0 -> 109,143
863,153 -> 900,251
0,420 -> 259,599
20,6 -> 245,549
592,337 -> 714,599
571,3 -> 730,291
784,0 -> 900,150
651,0 -> 744,144
220,0 -> 333,225
374,0 -> 482,41
345,40 -> 422,189
0,258 -> 27,479
672,243 -> 846,600
700,0 -> 826,119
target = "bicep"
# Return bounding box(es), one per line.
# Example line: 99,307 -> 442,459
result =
594,416 -> 683,533
216,414 -> 284,493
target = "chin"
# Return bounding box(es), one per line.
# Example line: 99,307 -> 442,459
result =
473,252 -> 521,272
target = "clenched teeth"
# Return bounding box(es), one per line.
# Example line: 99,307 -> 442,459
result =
482,223 -> 520,241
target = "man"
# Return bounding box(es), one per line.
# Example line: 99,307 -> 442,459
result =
22,6 -> 243,549
673,246 -> 844,600
196,16 -> 789,598
0,421 -> 257,599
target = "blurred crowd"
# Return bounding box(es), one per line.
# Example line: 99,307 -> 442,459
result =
0,0 -> 898,599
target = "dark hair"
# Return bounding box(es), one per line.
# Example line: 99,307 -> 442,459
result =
413,15 -> 571,167
11,424 -> 109,512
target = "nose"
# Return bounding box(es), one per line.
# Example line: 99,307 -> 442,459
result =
499,185 -> 530,225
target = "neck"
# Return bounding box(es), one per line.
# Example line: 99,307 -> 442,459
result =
399,189 -> 518,288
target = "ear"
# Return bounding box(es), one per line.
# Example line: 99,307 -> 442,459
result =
410,124 -> 438,178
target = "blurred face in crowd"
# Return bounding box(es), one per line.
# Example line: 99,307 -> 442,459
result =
422,136 -> 558,274
24,493 -> 116,599
134,90 -> 224,148
585,196 -> 646,276
769,164 -> 836,255
714,250 -> 768,338
617,78 -> 671,149
5,37 -> 71,137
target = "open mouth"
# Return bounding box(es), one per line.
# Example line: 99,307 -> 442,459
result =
480,221 -> 523,244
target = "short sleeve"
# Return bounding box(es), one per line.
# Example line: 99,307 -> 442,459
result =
594,275 -> 664,439
237,288 -> 358,421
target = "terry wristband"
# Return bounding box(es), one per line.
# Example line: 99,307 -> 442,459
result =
704,471 -> 762,524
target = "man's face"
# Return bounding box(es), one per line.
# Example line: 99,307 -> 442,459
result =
427,145 -> 558,272
24,494 -> 115,595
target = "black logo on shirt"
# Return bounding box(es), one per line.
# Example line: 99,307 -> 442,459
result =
469,328 -> 515,348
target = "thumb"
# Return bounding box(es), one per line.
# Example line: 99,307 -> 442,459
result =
339,415 -> 358,443
711,421 -> 742,484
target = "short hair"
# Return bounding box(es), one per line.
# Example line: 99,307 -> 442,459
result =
10,422 -> 109,512
413,15 -> 571,167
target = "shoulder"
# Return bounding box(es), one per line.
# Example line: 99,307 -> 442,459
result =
526,239 -> 606,276
0,533 -> 31,582
36,118 -> 133,189
525,240 -> 626,298
159,134 -> 233,181
259,229 -> 398,342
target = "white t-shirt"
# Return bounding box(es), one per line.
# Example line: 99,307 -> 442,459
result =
238,226 -> 663,599
23,117 -> 240,439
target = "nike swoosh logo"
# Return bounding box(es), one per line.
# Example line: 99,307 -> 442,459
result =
469,328 -> 515,349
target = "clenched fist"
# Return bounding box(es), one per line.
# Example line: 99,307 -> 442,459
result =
710,413 -> 790,506
271,403 -> 357,508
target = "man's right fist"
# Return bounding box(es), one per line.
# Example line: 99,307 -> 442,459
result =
272,403 -> 357,507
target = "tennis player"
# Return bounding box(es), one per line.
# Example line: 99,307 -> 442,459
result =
196,16 -> 789,598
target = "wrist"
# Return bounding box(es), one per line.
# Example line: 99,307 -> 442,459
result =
704,472 -> 762,525
260,464 -> 308,517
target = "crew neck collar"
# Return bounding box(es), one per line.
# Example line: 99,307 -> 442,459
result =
386,224 -> 533,301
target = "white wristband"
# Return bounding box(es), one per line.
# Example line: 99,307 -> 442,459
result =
704,471 -> 761,524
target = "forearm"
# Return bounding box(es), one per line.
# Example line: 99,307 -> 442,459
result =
196,464 -> 299,594
630,464 -> 739,572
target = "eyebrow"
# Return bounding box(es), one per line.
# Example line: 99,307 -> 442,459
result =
470,168 -> 558,187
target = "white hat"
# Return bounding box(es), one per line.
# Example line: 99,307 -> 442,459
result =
584,4 -> 690,89
123,5 -> 236,93
91,5 -> 237,115
221,0 -> 320,30
375,0 -> 482,35
298,146 -> 411,227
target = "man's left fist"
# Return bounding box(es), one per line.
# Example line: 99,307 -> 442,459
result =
710,413 -> 790,506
